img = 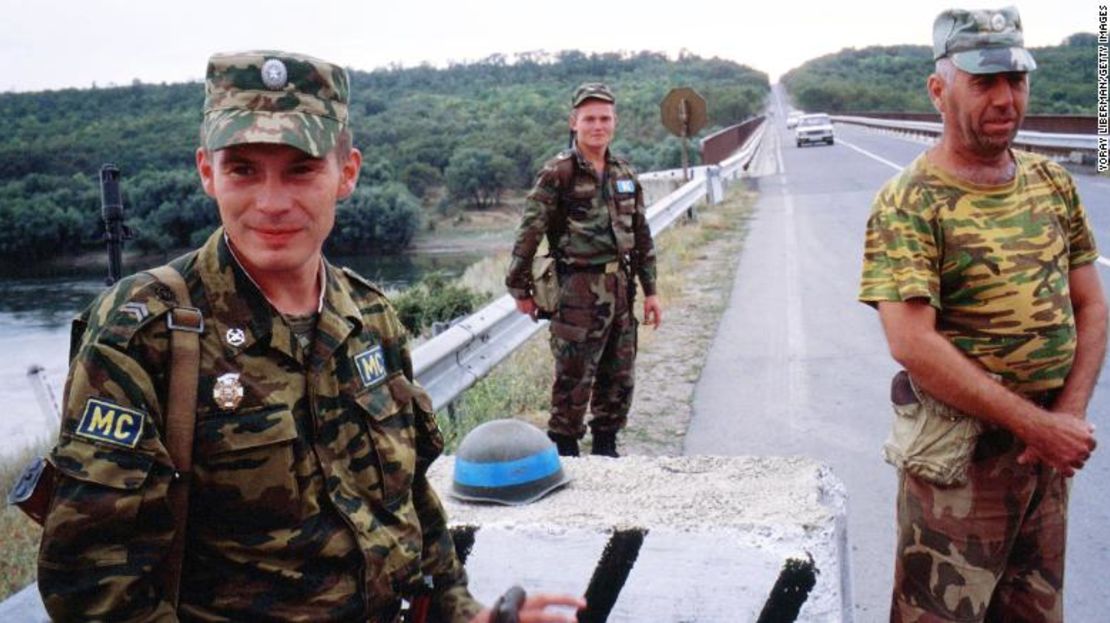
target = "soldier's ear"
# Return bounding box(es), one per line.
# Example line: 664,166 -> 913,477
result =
196,148 -> 216,198
568,110 -> 578,132
927,74 -> 946,115
336,148 -> 362,200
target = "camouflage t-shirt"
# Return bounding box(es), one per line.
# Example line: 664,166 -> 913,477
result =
859,150 -> 1099,392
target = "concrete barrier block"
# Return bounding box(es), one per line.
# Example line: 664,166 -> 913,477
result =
428,455 -> 851,622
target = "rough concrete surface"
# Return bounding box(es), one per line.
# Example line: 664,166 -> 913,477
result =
429,455 -> 850,622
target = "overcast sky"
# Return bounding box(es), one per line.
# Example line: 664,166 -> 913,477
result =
1,0 -> 1101,93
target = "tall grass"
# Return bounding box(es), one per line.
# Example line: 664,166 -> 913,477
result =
1,443 -> 47,601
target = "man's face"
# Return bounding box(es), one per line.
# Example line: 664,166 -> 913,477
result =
571,100 -> 617,153
934,68 -> 1029,157
196,142 -> 360,280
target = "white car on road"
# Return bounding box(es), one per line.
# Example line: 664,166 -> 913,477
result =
795,113 -> 834,147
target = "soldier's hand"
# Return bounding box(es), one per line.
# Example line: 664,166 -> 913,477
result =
469,592 -> 585,623
1019,411 -> 1097,476
515,297 -> 539,322
643,295 -> 662,329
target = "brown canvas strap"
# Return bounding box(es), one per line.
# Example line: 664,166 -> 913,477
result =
146,265 -> 203,609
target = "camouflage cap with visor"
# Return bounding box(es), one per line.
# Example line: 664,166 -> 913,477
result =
572,82 -> 615,108
933,6 -> 1036,74
203,50 -> 349,158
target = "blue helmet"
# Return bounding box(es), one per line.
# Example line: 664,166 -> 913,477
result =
451,419 -> 571,505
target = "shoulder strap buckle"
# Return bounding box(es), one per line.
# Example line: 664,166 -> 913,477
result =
166,307 -> 204,333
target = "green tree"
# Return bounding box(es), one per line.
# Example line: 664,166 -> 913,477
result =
328,182 -> 421,254
445,147 -> 514,210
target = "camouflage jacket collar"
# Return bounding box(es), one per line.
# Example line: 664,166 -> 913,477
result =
195,229 -> 362,367
571,143 -> 622,176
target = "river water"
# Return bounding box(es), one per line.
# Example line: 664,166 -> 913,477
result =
0,250 -> 482,461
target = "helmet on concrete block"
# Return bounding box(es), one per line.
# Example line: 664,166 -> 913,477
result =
451,419 -> 571,505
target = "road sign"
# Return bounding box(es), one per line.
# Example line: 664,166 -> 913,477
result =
660,87 -> 707,138
660,87 -> 708,181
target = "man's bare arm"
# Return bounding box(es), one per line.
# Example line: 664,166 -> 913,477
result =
1052,263 -> 1108,417
877,299 -> 1096,476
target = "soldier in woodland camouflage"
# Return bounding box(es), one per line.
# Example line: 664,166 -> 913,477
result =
506,83 -> 661,458
859,8 -> 1106,622
37,50 -> 582,623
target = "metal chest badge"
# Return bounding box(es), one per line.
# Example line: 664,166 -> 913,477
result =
226,328 -> 246,347
213,372 -> 245,410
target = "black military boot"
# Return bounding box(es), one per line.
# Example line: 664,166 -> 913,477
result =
590,431 -> 619,458
547,431 -> 580,457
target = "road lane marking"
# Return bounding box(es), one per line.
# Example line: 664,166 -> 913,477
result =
781,187 -> 809,422
776,128 -> 786,174
835,137 -> 905,172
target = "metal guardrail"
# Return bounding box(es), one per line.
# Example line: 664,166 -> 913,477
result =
700,116 -> 766,165
412,122 -> 765,411
832,115 -> 1099,156
835,112 -> 1099,135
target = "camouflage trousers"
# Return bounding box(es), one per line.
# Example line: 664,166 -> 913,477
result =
891,429 -> 1069,623
547,267 -> 637,438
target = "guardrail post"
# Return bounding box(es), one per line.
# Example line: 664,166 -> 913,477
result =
706,166 -> 723,205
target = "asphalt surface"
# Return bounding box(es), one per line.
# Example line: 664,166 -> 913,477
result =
685,114 -> 1110,622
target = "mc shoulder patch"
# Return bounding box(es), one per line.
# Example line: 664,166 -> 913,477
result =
615,179 -> 636,194
354,345 -> 388,388
76,398 -> 145,448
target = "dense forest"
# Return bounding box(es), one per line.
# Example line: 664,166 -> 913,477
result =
0,50 -> 768,262
782,34 -> 1099,115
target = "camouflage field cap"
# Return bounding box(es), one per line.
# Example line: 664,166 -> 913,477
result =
203,50 -> 350,158
932,6 -> 1036,74
572,82 -> 615,108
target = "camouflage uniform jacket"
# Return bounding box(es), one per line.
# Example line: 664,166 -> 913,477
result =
39,229 -> 480,622
505,146 -> 657,299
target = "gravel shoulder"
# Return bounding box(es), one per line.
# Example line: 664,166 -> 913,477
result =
621,186 -> 756,456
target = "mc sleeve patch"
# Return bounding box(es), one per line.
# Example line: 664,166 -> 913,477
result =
76,398 -> 146,448
354,345 -> 388,388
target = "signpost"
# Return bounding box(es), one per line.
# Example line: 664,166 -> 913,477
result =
660,87 -> 707,180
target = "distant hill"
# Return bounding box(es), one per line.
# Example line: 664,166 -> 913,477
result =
781,33 -> 1098,115
0,51 -> 768,261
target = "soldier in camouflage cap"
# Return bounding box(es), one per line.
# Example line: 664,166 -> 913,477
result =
37,49 -> 583,623
202,50 -> 351,158
506,82 -> 661,458
859,7 -> 1105,622
933,6 -> 1037,75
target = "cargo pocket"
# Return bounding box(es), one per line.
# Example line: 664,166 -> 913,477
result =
352,374 -> 417,507
882,371 -> 982,487
195,406 -> 299,512
389,375 -> 443,474
40,436 -> 155,566
613,196 -> 637,250
550,319 -> 589,342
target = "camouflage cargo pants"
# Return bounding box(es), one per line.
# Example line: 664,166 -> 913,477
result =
891,429 -> 1069,623
547,267 -> 637,438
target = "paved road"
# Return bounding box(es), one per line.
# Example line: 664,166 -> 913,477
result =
686,115 -> 1110,621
